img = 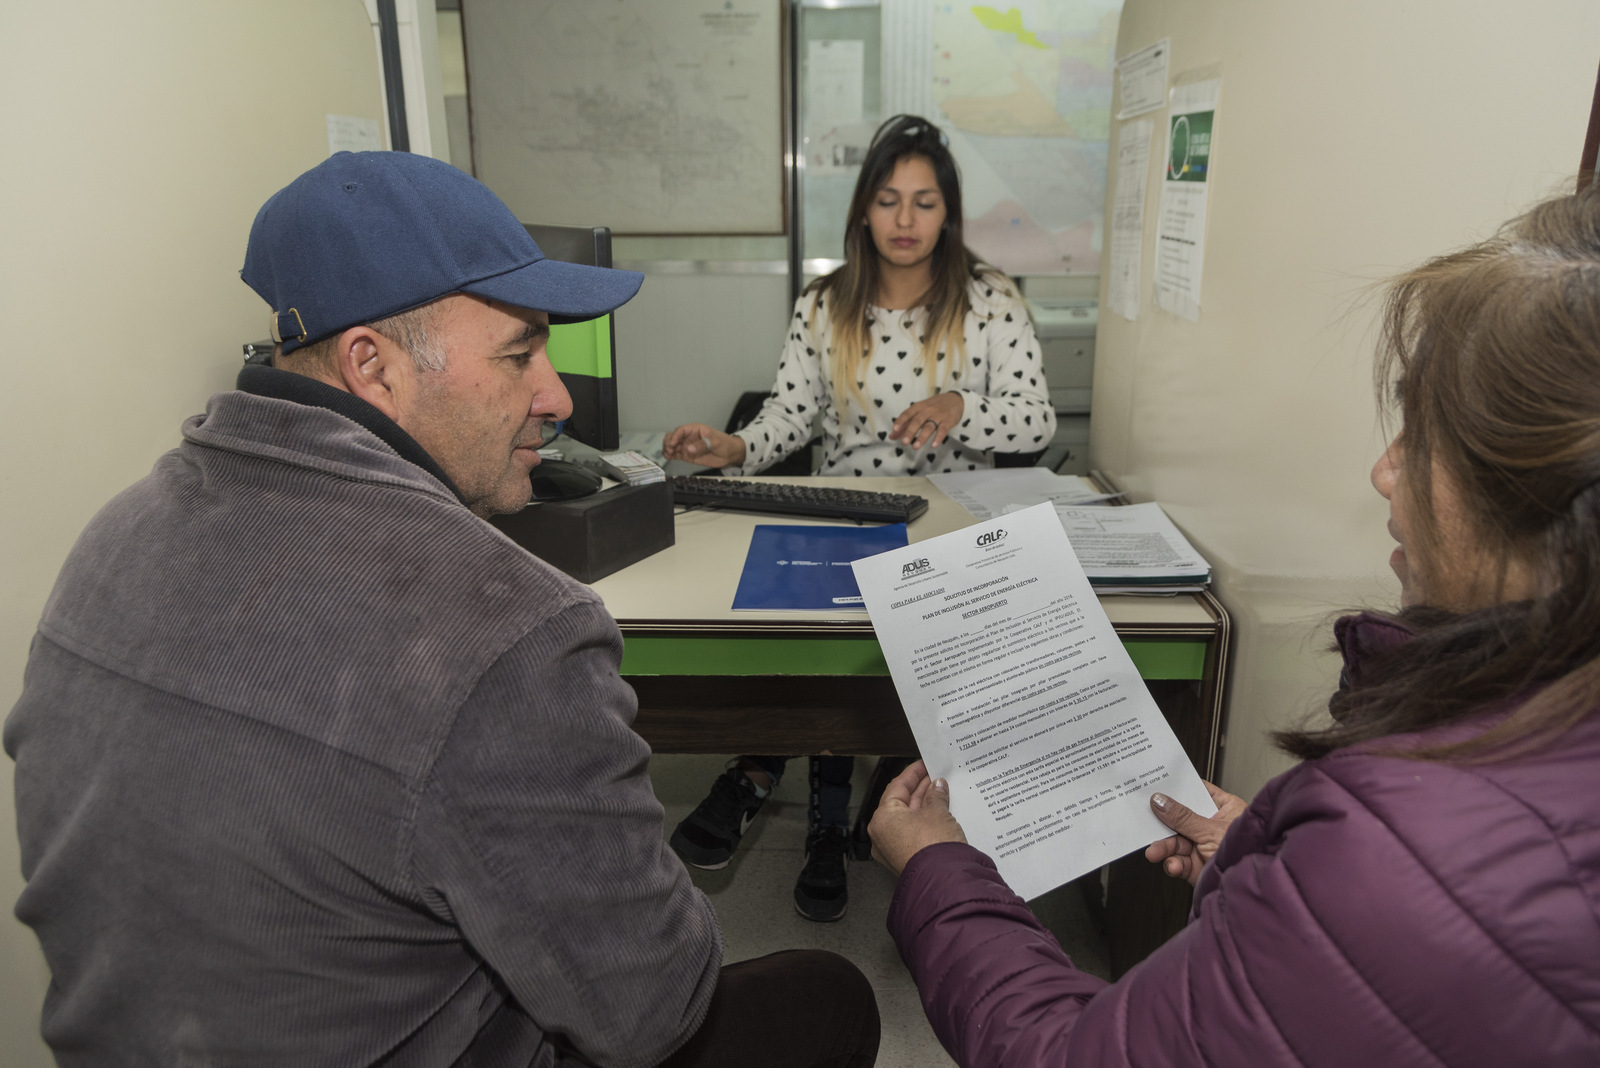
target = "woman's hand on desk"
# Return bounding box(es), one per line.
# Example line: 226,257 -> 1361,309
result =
663,423 -> 747,468
869,760 -> 967,877
1144,781 -> 1248,886
890,392 -> 966,451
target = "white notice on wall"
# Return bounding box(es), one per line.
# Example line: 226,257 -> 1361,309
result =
807,39 -> 865,130
1108,119 -> 1153,322
1115,39 -> 1169,119
880,0 -> 936,121
1153,79 -> 1220,322
326,114 -> 382,155
851,503 -> 1214,900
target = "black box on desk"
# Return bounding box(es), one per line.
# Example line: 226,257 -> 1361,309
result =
490,480 -> 674,584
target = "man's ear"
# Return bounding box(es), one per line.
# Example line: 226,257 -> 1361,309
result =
332,326 -> 411,423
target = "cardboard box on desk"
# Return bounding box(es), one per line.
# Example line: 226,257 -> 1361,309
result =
490,481 -> 674,584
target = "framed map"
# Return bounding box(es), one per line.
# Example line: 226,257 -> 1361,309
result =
464,0 -> 785,235
885,1 -> 1120,275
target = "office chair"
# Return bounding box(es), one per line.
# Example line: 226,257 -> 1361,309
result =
995,447 -> 1048,468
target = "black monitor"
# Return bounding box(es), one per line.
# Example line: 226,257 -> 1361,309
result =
522,223 -> 624,501
526,223 -> 621,451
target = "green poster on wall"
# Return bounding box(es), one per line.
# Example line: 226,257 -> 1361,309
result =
1167,110 -> 1214,183
1154,78 -> 1221,322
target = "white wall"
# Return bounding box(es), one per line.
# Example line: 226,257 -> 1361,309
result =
0,3 -> 386,1060
1094,0 -> 1600,798
614,272 -> 796,433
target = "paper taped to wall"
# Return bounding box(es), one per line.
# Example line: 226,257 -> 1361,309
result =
1115,38 -> 1169,119
1109,118 -> 1153,321
1153,78 -> 1220,322
326,114 -> 382,155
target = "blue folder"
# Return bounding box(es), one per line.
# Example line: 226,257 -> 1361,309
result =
731,524 -> 909,610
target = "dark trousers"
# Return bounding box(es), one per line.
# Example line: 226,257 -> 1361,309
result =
742,755 -> 855,829
658,950 -> 880,1067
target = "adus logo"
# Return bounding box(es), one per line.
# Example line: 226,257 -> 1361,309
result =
901,558 -> 933,578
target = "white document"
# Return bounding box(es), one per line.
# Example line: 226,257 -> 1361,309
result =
326,114 -> 382,155
1153,79 -> 1219,322
1027,501 -> 1210,584
1108,119 -> 1153,322
807,39 -> 865,129
928,469 -> 1120,521
1115,39 -> 1169,119
879,0 -> 936,120
852,503 -> 1214,900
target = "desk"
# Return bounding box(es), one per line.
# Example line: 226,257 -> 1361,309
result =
592,476 -> 1227,771
590,475 -> 1229,974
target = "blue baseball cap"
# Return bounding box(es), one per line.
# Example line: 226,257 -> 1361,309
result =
241,151 -> 644,354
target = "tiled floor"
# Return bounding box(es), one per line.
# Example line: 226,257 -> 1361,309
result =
650,754 -> 1112,1068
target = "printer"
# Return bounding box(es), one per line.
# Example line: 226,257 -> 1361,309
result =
1024,298 -> 1096,475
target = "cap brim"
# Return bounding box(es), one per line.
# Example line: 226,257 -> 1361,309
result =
461,257 -> 644,325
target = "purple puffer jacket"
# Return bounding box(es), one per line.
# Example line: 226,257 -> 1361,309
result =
888,614 -> 1600,1066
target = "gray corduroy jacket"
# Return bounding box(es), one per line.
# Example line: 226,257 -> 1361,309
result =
6,381 -> 720,1067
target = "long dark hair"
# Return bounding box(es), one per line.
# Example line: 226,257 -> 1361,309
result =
808,115 -> 1010,415
1279,185 -> 1600,761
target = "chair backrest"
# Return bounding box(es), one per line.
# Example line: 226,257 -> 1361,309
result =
994,448 -> 1046,468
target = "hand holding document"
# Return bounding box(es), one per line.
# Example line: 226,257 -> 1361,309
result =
851,503 -> 1214,900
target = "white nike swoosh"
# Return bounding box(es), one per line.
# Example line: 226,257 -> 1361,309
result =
740,812 -> 757,835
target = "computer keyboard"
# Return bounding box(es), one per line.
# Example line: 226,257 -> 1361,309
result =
670,476 -> 929,524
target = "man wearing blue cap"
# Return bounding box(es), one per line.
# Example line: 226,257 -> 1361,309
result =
5,152 -> 879,1067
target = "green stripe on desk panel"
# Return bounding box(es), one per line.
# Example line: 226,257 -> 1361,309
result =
618,637 -> 1206,680
621,637 -> 891,676
1123,640 -> 1207,680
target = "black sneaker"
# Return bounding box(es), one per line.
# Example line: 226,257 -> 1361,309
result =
669,767 -> 768,870
794,825 -> 850,922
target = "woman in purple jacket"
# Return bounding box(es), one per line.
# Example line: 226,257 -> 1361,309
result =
868,186 -> 1600,1067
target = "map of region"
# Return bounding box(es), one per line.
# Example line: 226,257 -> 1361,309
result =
467,0 -> 783,234
933,2 -> 1119,274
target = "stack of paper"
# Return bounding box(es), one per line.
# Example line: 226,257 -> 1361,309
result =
928,470 -> 1210,592
1039,502 -> 1210,593
593,450 -> 666,486
616,431 -> 670,466
928,469 -> 1123,519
